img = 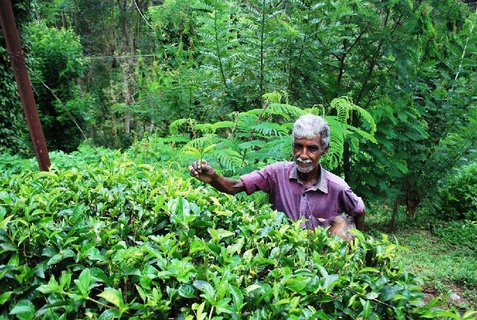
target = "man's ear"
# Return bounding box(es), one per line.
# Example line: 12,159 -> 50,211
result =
321,145 -> 329,156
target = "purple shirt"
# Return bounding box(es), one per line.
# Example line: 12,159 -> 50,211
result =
240,162 -> 365,230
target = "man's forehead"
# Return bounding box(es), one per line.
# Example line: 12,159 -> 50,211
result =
293,135 -> 322,145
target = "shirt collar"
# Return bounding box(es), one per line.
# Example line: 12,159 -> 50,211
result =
289,163 -> 328,193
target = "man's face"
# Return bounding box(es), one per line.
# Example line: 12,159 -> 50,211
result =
293,135 -> 327,173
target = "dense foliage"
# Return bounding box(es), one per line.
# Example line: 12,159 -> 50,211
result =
1,0 -> 473,219
25,21 -> 86,152
436,163 -> 477,221
132,94 -> 376,177
1,150 -> 476,319
1,0 -> 476,315
0,0 -> 34,155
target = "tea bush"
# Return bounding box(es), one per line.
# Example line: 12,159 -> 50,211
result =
1,153 -> 476,319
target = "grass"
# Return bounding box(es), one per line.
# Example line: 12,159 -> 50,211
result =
366,203 -> 477,311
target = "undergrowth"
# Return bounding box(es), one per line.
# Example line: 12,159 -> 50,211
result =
366,203 -> 477,311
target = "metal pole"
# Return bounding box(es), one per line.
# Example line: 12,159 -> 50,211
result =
0,0 -> 51,171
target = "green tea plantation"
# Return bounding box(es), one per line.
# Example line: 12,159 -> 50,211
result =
0,153 -> 475,319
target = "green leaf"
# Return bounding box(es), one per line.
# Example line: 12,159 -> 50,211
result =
360,267 -> 380,273
179,284 -> 196,298
47,249 -> 75,266
9,300 -> 35,320
98,288 -> 122,308
208,228 -> 234,240
192,301 -> 207,320
365,292 -> 379,300
323,274 -> 339,291
90,267 -> 110,285
75,268 -> 91,298
0,291 -> 12,305
229,285 -> 244,312
360,298 -> 371,319
0,214 -> 13,231
463,310 -> 477,319
226,237 -> 244,255
380,285 -> 401,301
7,253 -> 19,266
246,284 -> 261,293
284,275 -> 311,292
37,276 -> 61,294
193,280 -> 215,302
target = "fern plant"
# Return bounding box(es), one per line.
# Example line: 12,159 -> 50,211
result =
158,92 -> 376,177
324,97 -> 377,169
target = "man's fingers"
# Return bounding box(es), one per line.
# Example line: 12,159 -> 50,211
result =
188,165 -> 197,176
197,160 -> 207,171
189,160 -> 211,177
191,160 -> 200,172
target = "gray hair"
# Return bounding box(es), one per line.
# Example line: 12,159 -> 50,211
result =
292,114 -> 330,149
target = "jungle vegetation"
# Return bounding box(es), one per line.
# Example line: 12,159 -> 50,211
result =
1,0 -> 476,317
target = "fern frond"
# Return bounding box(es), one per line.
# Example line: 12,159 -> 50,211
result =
262,91 -> 282,103
350,104 -> 377,135
169,118 -> 196,135
346,125 -> 378,144
237,113 -> 259,131
244,109 -> 264,116
265,103 -> 305,120
194,123 -> 214,134
329,97 -> 377,135
325,116 -> 346,169
303,105 -> 326,117
211,121 -> 235,132
181,146 -> 203,159
253,122 -> 288,136
330,97 -> 351,124
211,148 -> 243,173
181,134 -> 219,151
255,136 -> 293,162
238,140 -> 266,150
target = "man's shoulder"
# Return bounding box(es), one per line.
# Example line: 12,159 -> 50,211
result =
241,161 -> 292,179
322,168 -> 349,189
264,161 -> 293,171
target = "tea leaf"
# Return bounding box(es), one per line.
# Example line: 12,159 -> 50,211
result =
229,285 -> 244,312
192,301 -> 207,320
0,291 -> 12,305
246,284 -> 261,293
0,214 -> 13,231
98,288 -> 122,308
9,300 -> 35,320
380,285 -> 402,301
75,268 -> 91,298
193,280 -> 215,303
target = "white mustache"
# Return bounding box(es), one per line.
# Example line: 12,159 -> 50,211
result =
296,158 -> 312,165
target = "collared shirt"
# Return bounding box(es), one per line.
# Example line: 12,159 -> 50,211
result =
240,161 -> 365,230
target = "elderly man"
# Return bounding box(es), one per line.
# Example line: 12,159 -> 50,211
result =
188,114 -> 365,231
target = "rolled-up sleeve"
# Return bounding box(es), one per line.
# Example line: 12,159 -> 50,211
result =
340,188 -> 365,217
240,169 -> 272,195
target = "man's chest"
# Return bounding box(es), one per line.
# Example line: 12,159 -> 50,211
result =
270,182 -> 340,220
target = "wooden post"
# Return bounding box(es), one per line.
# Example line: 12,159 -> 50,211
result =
0,0 -> 51,171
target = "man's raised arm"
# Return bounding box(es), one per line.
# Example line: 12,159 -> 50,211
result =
188,160 -> 245,195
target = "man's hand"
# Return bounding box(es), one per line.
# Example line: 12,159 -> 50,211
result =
188,160 -> 217,184
328,214 -> 355,243
188,159 -> 245,195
